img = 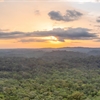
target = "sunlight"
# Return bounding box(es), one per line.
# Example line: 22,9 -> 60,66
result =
42,36 -> 62,44
49,41 -> 62,44
42,36 -> 58,41
64,39 -> 72,43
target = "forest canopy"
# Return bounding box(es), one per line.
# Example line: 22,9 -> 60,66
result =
0,50 -> 100,100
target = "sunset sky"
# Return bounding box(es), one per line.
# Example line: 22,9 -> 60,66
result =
0,0 -> 100,48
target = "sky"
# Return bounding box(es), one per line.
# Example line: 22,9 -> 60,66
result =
0,0 -> 100,48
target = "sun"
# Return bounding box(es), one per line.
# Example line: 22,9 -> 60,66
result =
42,36 -> 57,41
41,36 -> 62,44
49,36 -> 62,44
50,36 -> 58,41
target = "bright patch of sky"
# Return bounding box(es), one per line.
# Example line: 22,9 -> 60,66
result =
66,0 -> 99,2
70,2 -> 100,17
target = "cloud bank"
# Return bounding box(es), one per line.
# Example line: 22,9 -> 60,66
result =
0,27 -> 98,42
19,38 -> 47,43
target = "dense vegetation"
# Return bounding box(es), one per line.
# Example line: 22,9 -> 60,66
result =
0,51 -> 100,100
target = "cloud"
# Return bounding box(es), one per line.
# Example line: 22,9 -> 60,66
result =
50,28 -> 97,41
97,19 -> 100,22
0,31 -> 25,39
31,28 -> 96,40
48,10 -> 83,22
96,17 -> 100,23
48,11 -> 63,21
19,38 -> 47,43
0,27 -> 98,42
34,10 -> 40,15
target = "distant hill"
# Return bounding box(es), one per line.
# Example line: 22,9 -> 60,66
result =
0,47 -> 100,58
41,47 -> 100,53
42,50 -> 88,60
0,49 -> 45,58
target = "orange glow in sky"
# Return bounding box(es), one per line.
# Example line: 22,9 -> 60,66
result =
0,1 -> 100,48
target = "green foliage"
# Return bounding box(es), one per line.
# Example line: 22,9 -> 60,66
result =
0,56 -> 100,99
